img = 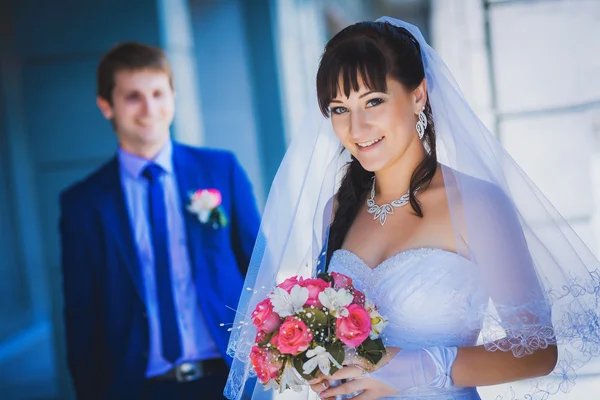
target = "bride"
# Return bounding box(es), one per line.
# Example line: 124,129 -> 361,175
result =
224,17 -> 600,400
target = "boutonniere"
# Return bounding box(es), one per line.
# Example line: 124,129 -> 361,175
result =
187,189 -> 229,229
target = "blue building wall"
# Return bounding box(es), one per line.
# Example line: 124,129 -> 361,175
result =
191,0 -> 267,205
191,0 -> 286,205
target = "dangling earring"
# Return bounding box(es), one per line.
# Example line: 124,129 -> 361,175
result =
416,106 -> 427,140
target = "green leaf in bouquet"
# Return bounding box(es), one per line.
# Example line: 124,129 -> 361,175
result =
296,308 -> 328,332
256,330 -> 275,347
357,337 -> 386,366
317,272 -> 333,284
324,342 -> 345,376
292,350 -> 317,381
313,313 -> 338,347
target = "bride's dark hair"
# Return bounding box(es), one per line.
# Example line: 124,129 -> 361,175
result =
317,21 -> 437,267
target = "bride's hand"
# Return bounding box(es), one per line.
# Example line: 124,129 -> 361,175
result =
308,349 -> 401,400
308,365 -> 399,399
309,344 -> 458,398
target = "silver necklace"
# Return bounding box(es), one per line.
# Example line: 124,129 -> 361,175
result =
366,178 -> 412,226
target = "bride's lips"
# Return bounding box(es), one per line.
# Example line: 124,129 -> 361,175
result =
356,137 -> 384,151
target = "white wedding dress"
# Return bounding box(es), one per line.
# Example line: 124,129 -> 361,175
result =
225,17 -> 600,400
328,247 -> 487,400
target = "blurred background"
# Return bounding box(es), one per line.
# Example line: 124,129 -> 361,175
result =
1,0 -> 599,398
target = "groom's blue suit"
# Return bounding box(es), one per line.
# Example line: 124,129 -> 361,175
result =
59,142 -> 260,399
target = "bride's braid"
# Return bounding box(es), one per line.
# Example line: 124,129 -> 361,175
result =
326,157 -> 373,267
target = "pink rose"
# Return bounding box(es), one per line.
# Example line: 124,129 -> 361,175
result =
270,331 -> 280,348
331,272 -> 353,290
336,304 -> 372,347
252,299 -> 281,333
252,299 -> 272,324
250,346 -> 283,383
192,188 -> 222,209
352,288 -> 366,306
299,278 -> 331,307
277,276 -> 301,293
261,312 -> 282,333
255,329 -> 267,344
274,317 -> 314,354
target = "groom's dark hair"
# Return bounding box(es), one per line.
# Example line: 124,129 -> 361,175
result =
96,42 -> 173,104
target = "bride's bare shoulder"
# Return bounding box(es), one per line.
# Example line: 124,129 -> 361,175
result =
438,165 -> 516,214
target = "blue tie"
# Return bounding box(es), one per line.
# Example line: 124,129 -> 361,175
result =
142,163 -> 182,363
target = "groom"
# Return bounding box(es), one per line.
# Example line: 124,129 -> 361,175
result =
59,42 -> 260,399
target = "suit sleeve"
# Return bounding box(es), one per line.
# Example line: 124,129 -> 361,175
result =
59,190 -> 102,399
228,155 -> 261,276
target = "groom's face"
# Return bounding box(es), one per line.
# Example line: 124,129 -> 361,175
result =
97,69 -> 175,154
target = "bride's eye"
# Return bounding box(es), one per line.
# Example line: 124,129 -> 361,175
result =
366,98 -> 384,108
330,106 -> 349,115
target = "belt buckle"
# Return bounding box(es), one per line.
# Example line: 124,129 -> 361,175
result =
175,362 -> 202,383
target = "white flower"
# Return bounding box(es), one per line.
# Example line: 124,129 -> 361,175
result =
364,299 -> 376,314
187,189 -> 221,223
318,288 -> 354,318
280,360 -> 305,393
269,286 -> 309,317
364,299 -> 388,339
370,315 -> 388,339
302,346 -> 343,376
263,379 -> 280,392
188,204 -> 211,223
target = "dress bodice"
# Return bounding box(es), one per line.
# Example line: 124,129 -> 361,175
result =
328,248 -> 489,399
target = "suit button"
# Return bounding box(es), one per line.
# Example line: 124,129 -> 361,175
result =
142,311 -> 148,319
142,351 -> 149,360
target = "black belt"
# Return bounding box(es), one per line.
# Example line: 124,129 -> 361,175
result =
150,358 -> 228,383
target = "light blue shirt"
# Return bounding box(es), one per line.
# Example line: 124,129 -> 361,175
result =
118,140 -> 220,377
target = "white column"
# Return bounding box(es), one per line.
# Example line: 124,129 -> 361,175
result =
274,0 -> 328,144
430,0 -> 495,133
157,0 -> 205,146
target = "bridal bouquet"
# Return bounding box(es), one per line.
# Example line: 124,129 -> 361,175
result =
249,271 -> 388,393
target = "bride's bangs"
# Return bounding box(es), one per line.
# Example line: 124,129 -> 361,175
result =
316,38 -> 390,117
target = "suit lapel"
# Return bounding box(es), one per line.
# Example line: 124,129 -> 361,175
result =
97,157 -> 145,300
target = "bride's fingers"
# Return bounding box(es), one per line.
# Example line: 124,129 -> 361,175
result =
309,380 -> 329,394
308,372 -> 329,393
307,372 -> 325,385
319,378 -> 366,398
